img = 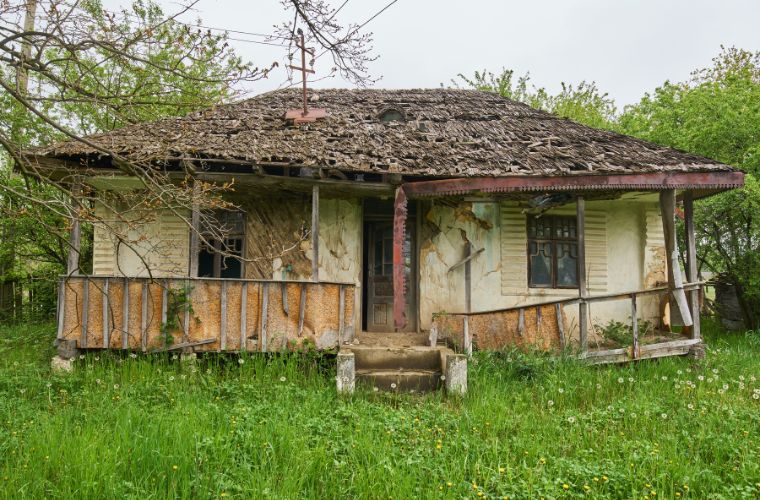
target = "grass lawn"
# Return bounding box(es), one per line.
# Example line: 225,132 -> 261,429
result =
1,318 -> 759,499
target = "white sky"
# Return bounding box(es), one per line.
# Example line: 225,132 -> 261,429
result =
105,0 -> 760,107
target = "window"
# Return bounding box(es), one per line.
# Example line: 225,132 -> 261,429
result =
527,215 -> 578,288
198,210 -> 245,279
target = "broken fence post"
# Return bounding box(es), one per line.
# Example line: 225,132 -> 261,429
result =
336,351 -> 355,394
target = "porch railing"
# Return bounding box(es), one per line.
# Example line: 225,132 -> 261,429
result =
432,281 -> 704,364
56,276 -> 356,352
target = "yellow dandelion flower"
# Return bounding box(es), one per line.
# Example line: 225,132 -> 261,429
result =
498,467 -> 505,473
562,484 -> 569,490
593,477 -> 599,482
447,482 -> 453,487
675,493 -> 681,498
172,465 -> 178,471
583,485 -> 590,491
539,457 -> 546,465
602,476 -> 609,482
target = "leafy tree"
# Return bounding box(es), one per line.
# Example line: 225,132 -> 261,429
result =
454,68 -> 616,129
619,47 -> 760,327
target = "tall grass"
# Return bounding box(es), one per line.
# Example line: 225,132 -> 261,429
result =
1,318 -> 759,498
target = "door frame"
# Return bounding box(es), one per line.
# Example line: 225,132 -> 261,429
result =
361,199 -> 419,333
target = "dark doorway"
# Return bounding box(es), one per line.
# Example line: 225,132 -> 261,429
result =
362,200 -> 416,332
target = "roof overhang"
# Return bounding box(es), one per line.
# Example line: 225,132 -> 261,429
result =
402,171 -> 745,199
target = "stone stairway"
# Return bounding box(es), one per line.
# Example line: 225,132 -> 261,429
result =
336,333 -> 467,394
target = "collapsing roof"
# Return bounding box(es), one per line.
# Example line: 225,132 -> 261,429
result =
37,88 -> 735,178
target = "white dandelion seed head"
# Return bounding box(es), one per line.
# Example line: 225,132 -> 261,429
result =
130,353 -> 137,359
661,413 -> 668,419
630,413 -> 637,418
440,375 -> 446,381
723,384 -> 729,391
237,358 -> 244,365
113,384 -> 119,390
180,374 -> 186,380
390,383 -> 397,389
739,382 -> 745,389
19,388 -> 26,394
753,393 -> 760,400
596,383 -> 602,390
373,387 -> 379,392
172,355 -> 178,360
739,375 -> 745,381
718,389 -> 725,395
95,379 -> 101,384
547,400 -> 554,407
46,382 -> 52,388
687,403 -> 695,410
567,416 -> 576,424
661,376 -> 668,381
712,368 -> 719,374
280,376 -> 287,382
79,354 -> 85,360
617,377 -> 624,384
94,356 -> 100,361
707,378 -> 713,383
558,388 -> 564,394
698,375 -> 705,381
619,408 -> 625,413
677,370 -> 683,375
607,405 -> 614,411
628,377 -> 634,383
168,376 -> 175,381
751,376 -> 757,382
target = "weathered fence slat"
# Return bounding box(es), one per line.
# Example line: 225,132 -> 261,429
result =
240,282 -> 248,351
103,278 -> 110,348
81,279 -> 89,348
140,282 -> 148,352
555,303 -> 565,350
220,281 -> 228,351
261,283 -> 269,352
122,278 -> 129,349
298,283 -> 307,337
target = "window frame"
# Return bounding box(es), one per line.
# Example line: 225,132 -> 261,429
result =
197,210 -> 246,279
526,215 -> 579,289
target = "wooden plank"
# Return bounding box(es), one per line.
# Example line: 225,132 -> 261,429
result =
188,184 -> 200,277
183,280 -> 190,344
141,282 -> 148,352
102,278 -> 110,348
631,294 -> 639,359
311,185 -> 320,281
464,242 -> 472,314
684,191 -> 701,339
577,196 -> 588,352
463,316 -> 472,356
585,338 -> 700,365
56,279 -> 65,340
240,282 -> 248,351
555,303 -> 565,350
161,282 -> 168,349
339,285 -> 345,344
220,280 -> 228,351
261,283 -> 269,352
660,189 -> 693,326
297,283 -> 306,337
67,183 -> 82,276
81,279 -> 89,348
122,278 -> 129,349
149,338 -> 216,353
518,308 -> 525,337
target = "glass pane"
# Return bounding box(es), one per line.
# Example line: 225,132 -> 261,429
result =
383,238 -> 393,263
557,243 -> 578,286
384,263 -> 393,276
374,238 -> 383,274
530,242 -> 553,286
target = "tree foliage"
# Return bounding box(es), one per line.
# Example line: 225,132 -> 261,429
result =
619,47 -> 760,328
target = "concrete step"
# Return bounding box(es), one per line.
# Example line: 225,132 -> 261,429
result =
347,346 -> 445,371
356,368 -> 443,392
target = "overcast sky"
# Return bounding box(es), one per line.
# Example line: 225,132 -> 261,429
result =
106,0 -> 760,107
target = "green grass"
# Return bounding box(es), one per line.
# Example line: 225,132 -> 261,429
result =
1,319 -> 759,499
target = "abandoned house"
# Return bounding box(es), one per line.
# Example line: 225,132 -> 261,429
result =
27,88 -> 744,392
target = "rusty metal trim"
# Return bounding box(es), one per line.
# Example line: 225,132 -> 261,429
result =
402,171 -> 745,198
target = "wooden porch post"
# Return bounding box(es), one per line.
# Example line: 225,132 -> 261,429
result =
188,183 -> 200,278
659,189 -> 693,327
684,191 -> 701,339
67,182 -> 82,276
577,196 -> 588,353
392,186 -> 408,330
312,185 -> 320,281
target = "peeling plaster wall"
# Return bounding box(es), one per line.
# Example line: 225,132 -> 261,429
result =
419,201 -> 502,330
317,197 -> 362,284
419,199 -> 665,339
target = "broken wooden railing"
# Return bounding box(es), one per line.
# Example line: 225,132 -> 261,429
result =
56,276 -> 355,353
431,281 -> 704,364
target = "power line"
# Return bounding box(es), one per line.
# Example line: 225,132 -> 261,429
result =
315,0 -> 400,61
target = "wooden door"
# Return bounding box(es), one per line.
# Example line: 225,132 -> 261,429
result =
366,221 -> 416,332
